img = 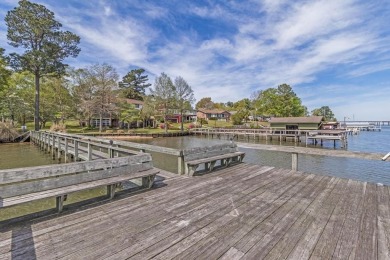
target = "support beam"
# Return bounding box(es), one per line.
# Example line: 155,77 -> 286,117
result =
292,152 -> 298,171
107,184 -> 116,199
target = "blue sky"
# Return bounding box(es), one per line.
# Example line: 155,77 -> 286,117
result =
1,0 -> 390,120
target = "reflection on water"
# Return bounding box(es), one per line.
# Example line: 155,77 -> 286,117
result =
0,143 -> 56,170
1,143 -> 113,222
130,128 -> 390,185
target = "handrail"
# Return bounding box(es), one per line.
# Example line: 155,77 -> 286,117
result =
37,131 -> 181,156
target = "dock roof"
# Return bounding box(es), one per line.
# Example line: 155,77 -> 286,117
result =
270,116 -> 323,124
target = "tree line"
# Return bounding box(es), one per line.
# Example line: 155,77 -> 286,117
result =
0,0 -> 336,132
0,0 -> 195,133
195,84 -> 336,125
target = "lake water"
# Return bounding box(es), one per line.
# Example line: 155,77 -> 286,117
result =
1,127 -> 389,221
129,126 -> 390,185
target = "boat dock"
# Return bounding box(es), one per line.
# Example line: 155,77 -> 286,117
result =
1,163 -> 389,259
191,128 -> 349,147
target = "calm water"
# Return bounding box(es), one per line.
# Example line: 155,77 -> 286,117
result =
0,143 -> 107,221
1,127 -> 389,221
130,126 -> 390,185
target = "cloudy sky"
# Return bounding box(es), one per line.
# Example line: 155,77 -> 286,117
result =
1,0 -> 390,120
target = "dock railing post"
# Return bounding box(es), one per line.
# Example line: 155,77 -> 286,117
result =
87,142 -> 92,161
178,151 -> 185,175
64,138 -> 68,163
74,140 -> 79,161
292,152 -> 298,171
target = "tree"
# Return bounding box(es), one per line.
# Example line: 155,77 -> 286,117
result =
70,68 -> 95,127
118,101 -> 140,129
5,0 -> 80,130
253,84 -> 306,117
41,76 -> 74,125
150,73 -> 175,133
0,71 -> 33,125
174,76 -> 195,132
0,48 -> 11,92
88,64 -> 119,132
140,95 -> 157,128
119,68 -> 151,100
195,97 -> 214,109
311,106 -> 336,121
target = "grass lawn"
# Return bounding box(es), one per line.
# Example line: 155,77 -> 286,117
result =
23,119 -> 268,134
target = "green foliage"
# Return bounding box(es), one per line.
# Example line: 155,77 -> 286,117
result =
311,106 -> 336,121
253,84 -> 305,117
195,97 -> 214,109
0,48 -> 11,92
118,100 -> 140,127
119,68 -> 151,100
0,71 -> 34,124
5,0 -> 80,130
231,110 -> 249,125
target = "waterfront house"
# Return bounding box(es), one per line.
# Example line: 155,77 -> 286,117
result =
269,116 -> 324,130
322,121 -> 340,130
165,109 -> 197,123
124,98 -> 144,110
196,109 -> 231,122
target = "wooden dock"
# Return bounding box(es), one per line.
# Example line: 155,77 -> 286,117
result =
1,163 -> 389,259
190,128 -> 349,147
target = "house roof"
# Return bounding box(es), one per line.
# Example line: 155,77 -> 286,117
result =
269,116 -> 324,124
197,109 -> 231,114
124,98 -> 144,105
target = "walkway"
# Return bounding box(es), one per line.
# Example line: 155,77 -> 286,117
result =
0,164 -> 389,259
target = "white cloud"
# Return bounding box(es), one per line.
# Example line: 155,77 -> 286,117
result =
0,0 -> 389,120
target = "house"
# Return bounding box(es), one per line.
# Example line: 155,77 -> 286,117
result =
269,116 -> 324,130
197,109 -> 231,122
322,121 -> 340,130
124,98 -> 144,110
165,109 -> 197,123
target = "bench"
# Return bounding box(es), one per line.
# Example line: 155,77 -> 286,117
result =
0,153 -> 158,213
182,143 -> 245,176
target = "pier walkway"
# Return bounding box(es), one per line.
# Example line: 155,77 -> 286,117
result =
1,163 -> 389,259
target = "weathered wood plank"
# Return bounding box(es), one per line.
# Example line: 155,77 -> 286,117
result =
0,163 -> 388,260
354,183 -> 378,260
1,168 -> 159,207
377,185 -> 390,260
331,181 -> 366,259
309,180 -> 361,259
0,163 -> 153,198
0,154 -> 152,184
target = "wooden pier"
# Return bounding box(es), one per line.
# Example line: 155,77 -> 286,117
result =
1,163 -> 389,259
191,128 -> 349,147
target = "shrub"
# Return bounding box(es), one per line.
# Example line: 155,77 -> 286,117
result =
188,123 -> 195,129
0,121 -> 19,142
50,123 -> 67,133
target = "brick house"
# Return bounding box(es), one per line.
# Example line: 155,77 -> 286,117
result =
196,109 -> 231,122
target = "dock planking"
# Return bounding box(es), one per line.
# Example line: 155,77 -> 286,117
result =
0,163 -> 389,259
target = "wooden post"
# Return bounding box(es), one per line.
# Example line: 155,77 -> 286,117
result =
178,153 -> 185,175
74,140 -> 79,161
88,143 -> 92,161
107,184 -> 116,199
57,136 -> 61,161
56,195 -> 65,213
51,134 -> 55,159
292,152 -> 298,171
64,138 -> 68,163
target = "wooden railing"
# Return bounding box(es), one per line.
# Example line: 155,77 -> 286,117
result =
31,131 -> 389,175
31,131 -> 186,173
